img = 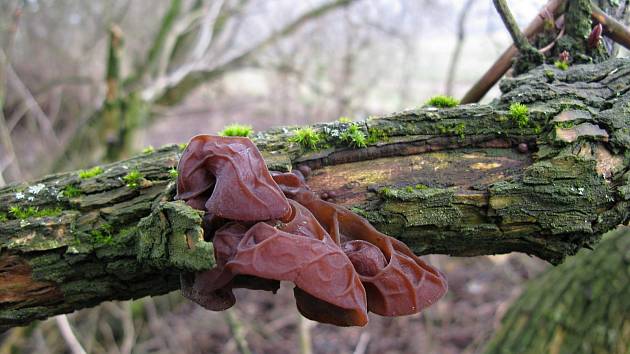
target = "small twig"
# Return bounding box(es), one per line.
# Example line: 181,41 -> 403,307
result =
492,0 -> 536,53
224,308 -> 252,354
55,315 -> 86,354
591,1 -> 630,51
461,0 -> 566,104
445,0 -> 477,95
352,332 -> 371,354
298,314 -> 314,354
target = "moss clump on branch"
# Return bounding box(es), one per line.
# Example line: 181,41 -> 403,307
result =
425,95 -> 459,108
554,60 -> 569,71
123,169 -> 144,189
340,123 -> 367,148
290,127 -> 321,150
142,146 -> 155,154
63,185 -> 82,198
337,116 -> 353,123
79,166 -> 104,179
8,206 -> 62,220
218,123 -> 254,137
508,103 -> 530,128
169,168 -> 178,180
367,127 -> 389,144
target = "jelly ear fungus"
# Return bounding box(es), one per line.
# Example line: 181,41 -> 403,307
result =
176,135 -> 447,326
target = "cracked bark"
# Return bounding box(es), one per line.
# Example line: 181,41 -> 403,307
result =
3,59 -> 630,331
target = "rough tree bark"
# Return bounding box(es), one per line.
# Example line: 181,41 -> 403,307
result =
2,57 -> 630,331
484,226 -> 630,354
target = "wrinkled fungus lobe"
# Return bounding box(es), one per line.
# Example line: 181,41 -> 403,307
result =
176,135 -> 447,326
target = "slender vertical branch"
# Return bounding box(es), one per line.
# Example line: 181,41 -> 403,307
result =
492,0 -> 535,53
445,0 -> 477,95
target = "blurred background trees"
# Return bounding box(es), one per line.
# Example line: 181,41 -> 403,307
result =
5,1 -> 626,353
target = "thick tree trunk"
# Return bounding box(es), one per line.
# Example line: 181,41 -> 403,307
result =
2,58 -> 630,330
483,226 -> 630,354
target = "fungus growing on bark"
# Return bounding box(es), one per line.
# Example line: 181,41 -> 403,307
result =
176,135 -> 447,326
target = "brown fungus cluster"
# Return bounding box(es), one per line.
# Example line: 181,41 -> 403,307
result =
175,135 -> 447,326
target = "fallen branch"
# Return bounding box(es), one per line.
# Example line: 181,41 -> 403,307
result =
3,59 -> 630,330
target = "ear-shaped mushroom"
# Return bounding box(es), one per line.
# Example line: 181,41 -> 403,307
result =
217,202 -> 368,326
272,172 -> 448,317
176,135 -> 291,221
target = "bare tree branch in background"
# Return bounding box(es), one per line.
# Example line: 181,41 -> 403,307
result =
52,0 -> 360,171
445,0 -> 477,96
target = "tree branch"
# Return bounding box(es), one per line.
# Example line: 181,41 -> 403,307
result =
150,0 -> 359,105
3,58 -> 630,330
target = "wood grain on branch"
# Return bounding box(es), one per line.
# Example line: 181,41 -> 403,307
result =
3,59 -> 630,330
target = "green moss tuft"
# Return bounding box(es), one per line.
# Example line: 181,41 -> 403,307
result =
178,143 -> 188,150
367,127 -> 389,144
63,185 -> 82,198
554,60 -> 569,71
508,103 -> 530,128
91,223 -> 114,245
142,146 -> 155,154
426,95 -> 459,108
290,127 -> 321,150
123,169 -> 144,189
437,123 -> 466,139
218,123 -> 253,137
338,116 -> 353,123
340,124 -> 367,148
169,168 -> 178,180
8,206 -> 62,219
0,213 -> 7,222
79,166 -> 104,179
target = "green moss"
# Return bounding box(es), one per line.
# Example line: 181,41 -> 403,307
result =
0,213 -> 7,222
425,95 -> 459,108
437,123 -> 466,139
508,103 -> 530,128
218,123 -> 253,137
544,69 -> 555,79
123,169 -> 144,189
554,60 -> 569,71
63,185 -> 82,198
338,116 -> 353,123
91,223 -> 114,245
415,184 -> 428,190
290,127 -> 321,150
8,206 -> 62,219
142,146 -> 155,154
79,166 -> 104,179
178,143 -> 188,150
555,121 -> 575,129
340,124 -> 367,148
169,168 -> 178,180
367,127 -> 389,144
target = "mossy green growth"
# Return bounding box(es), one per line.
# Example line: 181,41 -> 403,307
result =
142,145 -> 155,154
290,127 -> 321,150
79,166 -> 104,179
340,123 -> 367,148
123,169 -> 144,189
91,223 -> 114,245
8,206 -> 62,219
338,116 -> 353,123
555,121 -> 575,129
544,69 -> 555,80
438,123 -> 466,139
179,143 -> 188,150
0,213 -> 7,222
63,185 -> 82,198
169,168 -> 178,180
508,103 -> 530,128
218,123 -> 253,137
367,127 -> 389,144
554,60 -> 569,71
425,95 -> 459,108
